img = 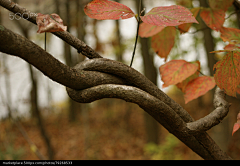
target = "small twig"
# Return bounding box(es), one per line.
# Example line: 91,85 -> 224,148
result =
225,10 -> 240,20
197,69 -> 205,76
130,0 -> 141,67
44,32 -> 46,51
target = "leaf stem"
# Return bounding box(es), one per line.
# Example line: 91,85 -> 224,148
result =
130,0 -> 141,67
198,69 -> 205,76
44,32 -> 46,51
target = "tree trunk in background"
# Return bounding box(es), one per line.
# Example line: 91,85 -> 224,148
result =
57,0 -> 82,122
75,0 -> 90,159
0,9 -> 12,119
135,0 -> 159,144
28,64 -> 54,160
2,55 -> 12,119
199,0 -> 230,152
115,0 -> 124,62
76,0 -> 86,63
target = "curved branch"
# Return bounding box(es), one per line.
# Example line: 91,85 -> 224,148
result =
66,84 -> 214,160
0,0 -> 102,59
0,26 -> 127,90
187,87 -> 230,133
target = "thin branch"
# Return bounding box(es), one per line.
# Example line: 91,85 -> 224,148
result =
0,0 -> 102,59
130,0 -> 141,67
0,26 -> 126,90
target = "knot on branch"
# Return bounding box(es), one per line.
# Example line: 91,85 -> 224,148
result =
66,58 -> 189,133
65,58 -> 231,160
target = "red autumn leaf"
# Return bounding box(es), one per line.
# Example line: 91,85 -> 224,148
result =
200,8 -> 225,31
208,0 -> 234,11
232,123 -> 240,136
210,50 -> 232,53
220,27 -> 240,44
184,76 -> 216,104
178,7 -> 200,33
213,51 -> 240,97
84,0 -> 135,20
224,44 -> 240,51
140,5 -> 198,27
176,61 -> 200,93
151,26 -> 176,60
159,60 -> 200,88
232,112 -> 240,136
138,22 -> 165,38
36,13 -> 67,33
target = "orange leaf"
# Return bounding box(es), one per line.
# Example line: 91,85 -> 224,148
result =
138,22 -> 165,38
178,7 -> 200,33
213,51 -> 240,97
36,13 -> 67,33
140,5 -> 198,27
200,8 -> 225,31
84,0 -> 135,20
159,60 -> 200,88
210,50 -> 232,53
151,26 -> 176,60
224,44 -> 240,51
232,123 -> 240,136
184,76 -> 216,104
176,61 -> 200,93
232,112 -> 240,136
220,27 -> 240,44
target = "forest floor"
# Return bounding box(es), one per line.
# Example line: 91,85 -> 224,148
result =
0,89 -> 239,160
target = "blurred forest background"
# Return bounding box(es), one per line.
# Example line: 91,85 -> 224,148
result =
0,0 -> 240,160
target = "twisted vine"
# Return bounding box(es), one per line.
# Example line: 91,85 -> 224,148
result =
66,58 -> 231,160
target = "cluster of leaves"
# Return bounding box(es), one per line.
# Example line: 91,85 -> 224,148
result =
83,0 -> 215,104
83,0 -> 240,104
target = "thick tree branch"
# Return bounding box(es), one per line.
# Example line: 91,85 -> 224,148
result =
66,84 -> 215,160
0,0 -> 102,59
0,25 -> 126,90
186,87 -> 230,133
74,58 -> 195,123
